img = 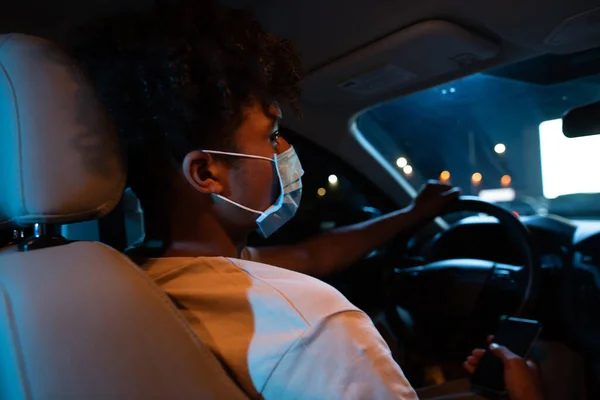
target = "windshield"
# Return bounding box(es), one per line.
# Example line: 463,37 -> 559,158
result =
356,52 -> 600,219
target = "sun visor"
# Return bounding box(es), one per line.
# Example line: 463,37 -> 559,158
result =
544,7 -> 600,50
301,20 -> 499,105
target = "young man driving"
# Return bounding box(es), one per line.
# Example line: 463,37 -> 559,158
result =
74,2 -> 542,399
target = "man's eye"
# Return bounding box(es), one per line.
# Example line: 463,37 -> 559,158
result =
270,131 -> 280,145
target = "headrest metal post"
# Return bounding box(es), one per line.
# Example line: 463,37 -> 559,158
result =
19,223 -> 68,252
33,223 -> 45,238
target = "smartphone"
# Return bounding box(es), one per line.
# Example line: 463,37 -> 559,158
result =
470,316 -> 543,399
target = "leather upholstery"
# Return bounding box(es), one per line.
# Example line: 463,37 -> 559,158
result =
0,33 -> 125,227
0,33 -> 249,399
0,242 -> 249,400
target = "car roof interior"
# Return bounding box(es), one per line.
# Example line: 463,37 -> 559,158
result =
3,0 -> 600,206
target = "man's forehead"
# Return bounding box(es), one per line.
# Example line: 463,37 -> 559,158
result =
238,101 -> 282,135
241,101 -> 281,120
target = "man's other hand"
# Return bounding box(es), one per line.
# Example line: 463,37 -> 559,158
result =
410,180 -> 461,220
464,341 -> 543,400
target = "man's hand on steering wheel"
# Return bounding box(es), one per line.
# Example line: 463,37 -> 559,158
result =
410,180 -> 462,221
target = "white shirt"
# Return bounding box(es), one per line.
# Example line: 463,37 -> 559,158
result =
142,256 -> 418,399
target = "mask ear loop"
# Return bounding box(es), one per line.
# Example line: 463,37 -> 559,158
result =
214,194 -> 263,215
202,149 -> 277,215
203,149 -> 274,162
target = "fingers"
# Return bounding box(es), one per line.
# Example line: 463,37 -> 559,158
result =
463,361 -> 476,374
489,343 -> 518,362
487,335 -> 494,343
465,355 -> 480,366
422,181 -> 462,197
525,359 -> 540,374
425,179 -> 448,187
468,348 -> 485,357
424,180 -> 454,191
467,351 -> 485,363
463,348 -> 486,374
443,187 -> 462,199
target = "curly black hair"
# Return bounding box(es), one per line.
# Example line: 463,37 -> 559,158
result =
71,1 -> 303,221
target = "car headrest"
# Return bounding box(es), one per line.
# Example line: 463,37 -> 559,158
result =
0,34 -> 126,227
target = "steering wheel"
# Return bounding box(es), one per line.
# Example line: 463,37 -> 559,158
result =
382,196 -> 541,361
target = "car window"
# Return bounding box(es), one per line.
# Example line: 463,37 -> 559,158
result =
247,128 -> 396,247
356,48 -> 600,219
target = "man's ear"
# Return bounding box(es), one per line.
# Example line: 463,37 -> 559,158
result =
182,150 -> 224,194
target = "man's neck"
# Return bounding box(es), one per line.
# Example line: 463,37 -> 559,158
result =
159,209 -> 248,259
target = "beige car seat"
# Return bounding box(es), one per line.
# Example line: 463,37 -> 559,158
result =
0,33 -> 248,400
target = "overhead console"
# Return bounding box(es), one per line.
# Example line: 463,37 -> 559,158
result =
301,20 -> 500,106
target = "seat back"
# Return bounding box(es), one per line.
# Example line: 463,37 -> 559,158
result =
0,33 -> 248,399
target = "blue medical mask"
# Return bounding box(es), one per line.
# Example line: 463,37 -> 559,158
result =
202,146 -> 304,238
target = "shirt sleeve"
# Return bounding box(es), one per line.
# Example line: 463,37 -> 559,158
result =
260,310 -> 419,400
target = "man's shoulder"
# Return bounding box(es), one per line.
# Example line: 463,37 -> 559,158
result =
142,256 -> 361,326
225,257 -> 361,325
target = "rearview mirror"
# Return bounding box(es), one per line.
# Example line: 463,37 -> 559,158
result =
562,101 -> 600,138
